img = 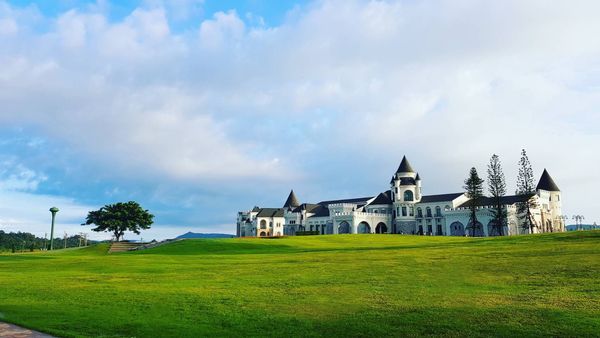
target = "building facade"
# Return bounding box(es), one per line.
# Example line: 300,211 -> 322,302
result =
237,156 -> 564,237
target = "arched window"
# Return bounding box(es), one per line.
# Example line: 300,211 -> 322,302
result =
435,206 -> 441,217
404,190 -> 414,201
417,207 -> 423,218
260,220 -> 267,229
426,207 -> 432,218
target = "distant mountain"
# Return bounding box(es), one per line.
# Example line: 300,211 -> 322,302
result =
175,232 -> 235,239
566,224 -> 600,231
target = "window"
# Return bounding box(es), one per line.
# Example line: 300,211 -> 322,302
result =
409,206 -> 414,216
435,206 -> 442,217
417,207 -> 423,218
404,190 -> 414,201
426,207 -> 432,218
402,206 -> 407,216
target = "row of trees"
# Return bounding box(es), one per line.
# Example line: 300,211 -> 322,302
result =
0,231 -> 93,252
463,149 -> 538,236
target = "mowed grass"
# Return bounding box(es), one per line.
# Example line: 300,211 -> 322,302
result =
0,232 -> 599,337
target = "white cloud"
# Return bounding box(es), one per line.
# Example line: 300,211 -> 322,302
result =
0,0 -> 598,223
0,161 -> 47,192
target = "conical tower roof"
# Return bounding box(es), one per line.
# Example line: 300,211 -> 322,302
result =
283,190 -> 300,208
396,156 -> 415,173
536,169 -> 560,192
416,173 -> 421,180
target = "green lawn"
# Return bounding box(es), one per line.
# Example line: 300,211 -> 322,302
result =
0,232 -> 599,337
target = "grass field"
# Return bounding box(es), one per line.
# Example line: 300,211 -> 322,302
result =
0,231 -> 599,337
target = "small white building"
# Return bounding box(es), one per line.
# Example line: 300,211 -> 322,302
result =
237,156 -> 564,237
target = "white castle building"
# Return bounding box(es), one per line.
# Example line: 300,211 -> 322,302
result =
237,156 -> 564,237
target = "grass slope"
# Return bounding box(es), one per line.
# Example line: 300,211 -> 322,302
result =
0,232 -> 599,337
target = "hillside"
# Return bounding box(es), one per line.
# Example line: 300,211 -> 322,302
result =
0,232 -> 599,337
175,231 -> 234,239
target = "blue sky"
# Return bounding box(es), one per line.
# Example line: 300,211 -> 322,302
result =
1,0 -> 599,239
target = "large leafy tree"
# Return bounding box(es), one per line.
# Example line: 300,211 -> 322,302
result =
487,154 -> 507,236
464,167 -> 484,237
516,149 -> 538,234
85,201 -> 154,241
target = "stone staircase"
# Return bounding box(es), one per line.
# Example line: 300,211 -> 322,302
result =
108,241 -> 146,253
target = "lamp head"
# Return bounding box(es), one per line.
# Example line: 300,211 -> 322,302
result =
49,207 -> 59,214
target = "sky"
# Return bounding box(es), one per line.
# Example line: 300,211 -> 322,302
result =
0,0 -> 599,240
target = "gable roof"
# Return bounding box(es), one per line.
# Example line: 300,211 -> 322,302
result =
368,191 -> 393,205
256,208 -> 284,218
396,156 -> 415,173
419,193 -> 464,203
283,190 -> 301,208
318,196 -> 373,206
536,169 -> 560,192
308,204 -> 330,218
291,203 -> 321,213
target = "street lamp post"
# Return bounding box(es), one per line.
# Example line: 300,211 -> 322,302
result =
49,207 -> 59,250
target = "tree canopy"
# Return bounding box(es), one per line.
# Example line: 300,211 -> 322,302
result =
85,201 -> 154,241
516,149 -> 538,233
464,167 -> 484,237
487,154 -> 507,236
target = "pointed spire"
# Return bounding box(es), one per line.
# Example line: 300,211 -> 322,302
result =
283,190 -> 300,208
416,173 -> 421,181
536,169 -> 560,192
396,156 -> 415,173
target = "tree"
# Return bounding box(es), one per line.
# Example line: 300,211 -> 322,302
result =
487,154 -> 507,236
516,149 -> 538,234
464,167 -> 484,237
85,201 -> 154,241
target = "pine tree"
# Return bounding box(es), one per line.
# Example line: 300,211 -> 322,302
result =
464,167 -> 484,237
516,149 -> 538,234
487,154 -> 507,236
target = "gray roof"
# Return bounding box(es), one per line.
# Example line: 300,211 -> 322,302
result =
318,196 -> 373,206
308,204 -> 330,217
536,169 -> 560,192
283,190 -> 301,208
419,193 -> 464,203
396,156 -> 415,173
457,194 -> 533,208
256,208 -> 284,217
368,191 -> 392,205
291,203 -> 321,213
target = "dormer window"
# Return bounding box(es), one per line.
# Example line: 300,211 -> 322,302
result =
404,190 -> 414,201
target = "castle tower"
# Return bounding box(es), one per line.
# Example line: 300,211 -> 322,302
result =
536,169 -> 562,232
283,189 -> 300,209
390,156 -> 419,233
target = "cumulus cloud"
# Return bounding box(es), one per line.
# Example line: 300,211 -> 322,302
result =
0,0 -> 598,225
